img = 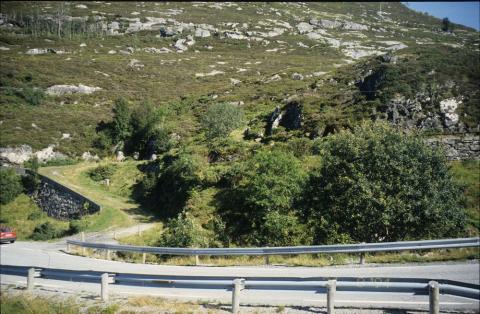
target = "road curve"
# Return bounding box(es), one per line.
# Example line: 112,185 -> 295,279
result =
1,241 -> 479,312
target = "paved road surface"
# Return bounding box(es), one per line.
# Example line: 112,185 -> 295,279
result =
1,241 -> 479,312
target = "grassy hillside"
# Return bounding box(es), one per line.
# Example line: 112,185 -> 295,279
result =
1,2 -> 478,155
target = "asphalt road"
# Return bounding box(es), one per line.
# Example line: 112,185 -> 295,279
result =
1,241 -> 479,312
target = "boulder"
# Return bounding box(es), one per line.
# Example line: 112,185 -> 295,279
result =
280,101 -> 303,130
116,151 -> 125,162
439,98 -> 461,127
0,145 -> 33,164
82,151 -> 99,161
46,84 -> 102,95
264,74 -> 282,83
34,145 -> 66,162
26,48 -> 49,55
296,22 -> 313,34
342,21 -> 368,31
292,73 -> 304,80
194,28 -> 211,37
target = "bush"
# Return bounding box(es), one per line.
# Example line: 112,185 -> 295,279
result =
305,121 -> 466,243
0,168 -> 23,205
19,87 -> 45,106
201,103 -> 244,139
258,210 -> 310,246
158,211 -> 209,248
21,173 -> 40,194
68,219 -> 89,234
31,222 -> 63,240
88,164 -> 116,182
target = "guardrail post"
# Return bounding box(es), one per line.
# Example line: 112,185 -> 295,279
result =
101,273 -> 109,301
66,242 -> 71,253
27,268 -> 35,291
105,249 -> 111,260
326,279 -> 336,314
429,281 -> 439,314
359,252 -> 365,265
265,255 -> 270,265
142,252 -> 146,264
359,242 -> 366,264
81,232 -> 86,255
232,278 -> 245,314
195,255 -> 200,266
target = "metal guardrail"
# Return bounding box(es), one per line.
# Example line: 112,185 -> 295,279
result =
1,265 -> 479,313
67,237 -> 480,257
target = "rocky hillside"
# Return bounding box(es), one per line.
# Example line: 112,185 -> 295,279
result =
0,1 -> 479,161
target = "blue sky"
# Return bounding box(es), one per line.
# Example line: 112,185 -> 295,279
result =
403,2 -> 480,31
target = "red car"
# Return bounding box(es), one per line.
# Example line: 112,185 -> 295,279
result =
0,227 -> 16,244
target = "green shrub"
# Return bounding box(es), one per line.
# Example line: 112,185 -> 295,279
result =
158,211 -> 209,248
68,219 -> 90,234
18,87 -> 45,106
110,97 -> 132,143
144,153 -> 201,217
0,168 -> 23,205
258,210 -> 310,246
21,173 -> 40,194
305,121 -> 466,243
31,222 -> 63,240
88,164 -> 116,182
201,103 -> 244,139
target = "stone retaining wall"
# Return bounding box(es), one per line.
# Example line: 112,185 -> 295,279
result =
425,133 -> 479,160
19,168 -> 101,220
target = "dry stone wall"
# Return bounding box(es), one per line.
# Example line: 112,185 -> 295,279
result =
425,133 -> 480,160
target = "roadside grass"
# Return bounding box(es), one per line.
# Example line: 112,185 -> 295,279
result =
0,194 -> 69,240
450,159 -> 480,232
0,293 -> 81,314
0,290 -> 224,313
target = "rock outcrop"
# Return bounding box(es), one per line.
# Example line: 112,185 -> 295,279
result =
46,84 -> 102,95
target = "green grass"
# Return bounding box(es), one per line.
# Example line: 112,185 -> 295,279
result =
450,160 -> 480,232
0,292 -> 119,314
0,194 -> 69,240
38,161 -> 153,231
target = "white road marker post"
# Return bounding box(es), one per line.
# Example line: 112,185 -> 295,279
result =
231,278 -> 245,314
27,268 -> 36,291
326,279 -> 337,314
429,281 -> 440,314
101,273 -> 109,301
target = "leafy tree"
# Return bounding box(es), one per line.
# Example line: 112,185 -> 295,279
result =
201,103 -> 244,139
305,121 -> 466,243
242,150 -> 307,216
110,97 -> 132,143
0,168 -> 23,205
128,101 -> 166,157
158,211 -> 209,248
146,153 -> 201,217
219,150 -> 307,244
